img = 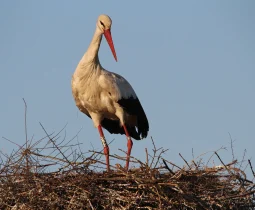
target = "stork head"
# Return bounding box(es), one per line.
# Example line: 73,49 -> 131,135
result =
97,14 -> 117,62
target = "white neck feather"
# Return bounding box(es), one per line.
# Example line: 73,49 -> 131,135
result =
73,26 -> 103,78
80,26 -> 103,65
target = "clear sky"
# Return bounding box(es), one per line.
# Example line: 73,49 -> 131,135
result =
1,1 -> 255,176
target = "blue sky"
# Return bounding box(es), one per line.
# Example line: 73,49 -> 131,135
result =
1,1 -> 255,176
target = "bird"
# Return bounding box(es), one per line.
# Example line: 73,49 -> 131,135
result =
71,14 -> 149,171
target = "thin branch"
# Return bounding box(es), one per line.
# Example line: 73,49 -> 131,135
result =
228,132 -> 235,161
39,122 -> 73,168
22,98 -> 28,148
162,158 -> 175,175
179,153 -> 191,170
248,159 -> 255,178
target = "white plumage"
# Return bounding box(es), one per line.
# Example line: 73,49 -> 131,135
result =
71,14 -> 149,171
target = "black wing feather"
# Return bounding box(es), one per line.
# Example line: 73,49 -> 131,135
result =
101,118 -> 141,140
117,96 -> 149,139
83,112 -> 142,140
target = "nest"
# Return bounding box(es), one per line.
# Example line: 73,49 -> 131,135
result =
0,118 -> 255,209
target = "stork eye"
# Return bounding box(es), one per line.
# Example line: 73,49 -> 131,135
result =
100,21 -> 105,27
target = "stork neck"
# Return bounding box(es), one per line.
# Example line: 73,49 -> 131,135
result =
81,27 -> 103,64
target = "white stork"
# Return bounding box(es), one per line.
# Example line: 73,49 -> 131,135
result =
71,14 -> 149,171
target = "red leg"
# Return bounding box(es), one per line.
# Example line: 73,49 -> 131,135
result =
98,125 -> 110,172
123,124 -> 133,171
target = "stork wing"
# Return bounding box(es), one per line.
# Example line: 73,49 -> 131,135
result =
98,71 -> 137,101
99,71 -> 149,139
117,96 -> 149,139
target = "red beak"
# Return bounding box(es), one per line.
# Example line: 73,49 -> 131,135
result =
104,29 -> 117,62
